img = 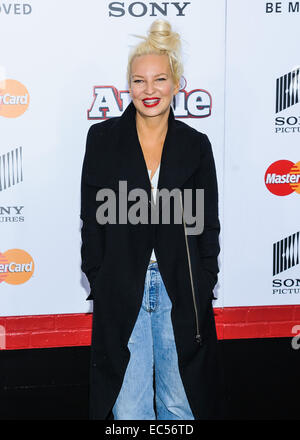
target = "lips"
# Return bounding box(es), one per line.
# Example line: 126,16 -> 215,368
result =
142,98 -> 161,107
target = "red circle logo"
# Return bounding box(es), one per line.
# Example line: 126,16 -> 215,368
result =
265,160 -> 300,196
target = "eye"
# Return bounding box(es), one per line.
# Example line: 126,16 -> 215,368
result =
156,77 -> 166,81
133,79 -> 143,83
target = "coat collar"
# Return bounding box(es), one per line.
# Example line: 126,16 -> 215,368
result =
107,100 -> 200,205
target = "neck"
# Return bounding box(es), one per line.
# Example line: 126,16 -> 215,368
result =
135,106 -> 170,141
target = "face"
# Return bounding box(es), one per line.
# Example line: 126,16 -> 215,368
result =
129,53 -> 180,119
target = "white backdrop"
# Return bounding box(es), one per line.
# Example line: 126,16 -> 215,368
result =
0,0 -> 299,316
224,0 -> 300,306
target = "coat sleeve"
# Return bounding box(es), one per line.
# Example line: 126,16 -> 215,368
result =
80,124 -> 106,301
195,133 -> 220,294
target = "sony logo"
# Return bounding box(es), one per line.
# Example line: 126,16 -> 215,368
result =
273,279 -> 300,287
108,1 -> 191,17
0,206 -> 24,215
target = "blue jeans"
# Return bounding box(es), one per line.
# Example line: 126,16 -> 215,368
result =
112,261 -> 195,420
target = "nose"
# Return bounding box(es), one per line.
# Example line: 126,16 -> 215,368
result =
144,80 -> 155,94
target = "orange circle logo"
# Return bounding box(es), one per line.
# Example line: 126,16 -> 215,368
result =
0,79 -> 30,118
0,249 -> 34,285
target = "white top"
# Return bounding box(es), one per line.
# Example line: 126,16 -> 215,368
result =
148,163 -> 160,262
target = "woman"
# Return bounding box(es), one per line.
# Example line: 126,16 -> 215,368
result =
80,19 -> 223,420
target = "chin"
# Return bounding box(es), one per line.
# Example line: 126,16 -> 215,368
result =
136,102 -> 170,117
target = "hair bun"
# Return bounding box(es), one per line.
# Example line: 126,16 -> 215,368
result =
149,19 -> 172,36
127,19 -> 183,86
147,19 -> 181,53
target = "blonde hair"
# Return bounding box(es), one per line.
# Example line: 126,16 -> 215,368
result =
127,19 -> 183,87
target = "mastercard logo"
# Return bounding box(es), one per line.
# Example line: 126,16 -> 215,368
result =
0,79 -> 30,118
265,160 -> 300,196
0,249 -> 34,285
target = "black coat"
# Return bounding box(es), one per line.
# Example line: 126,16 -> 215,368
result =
80,100 -> 223,420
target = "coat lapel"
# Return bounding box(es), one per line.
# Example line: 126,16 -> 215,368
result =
109,100 -> 201,207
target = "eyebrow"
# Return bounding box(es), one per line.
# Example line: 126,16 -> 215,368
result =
132,73 -> 168,78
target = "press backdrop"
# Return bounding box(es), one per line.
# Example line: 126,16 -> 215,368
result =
0,0 -> 299,319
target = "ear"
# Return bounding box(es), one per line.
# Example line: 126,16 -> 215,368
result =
173,81 -> 180,96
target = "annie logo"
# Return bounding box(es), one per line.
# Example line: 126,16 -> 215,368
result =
87,77 -> 212,120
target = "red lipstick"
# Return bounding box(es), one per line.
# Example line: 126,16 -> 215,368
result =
142,98 -> 161,107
